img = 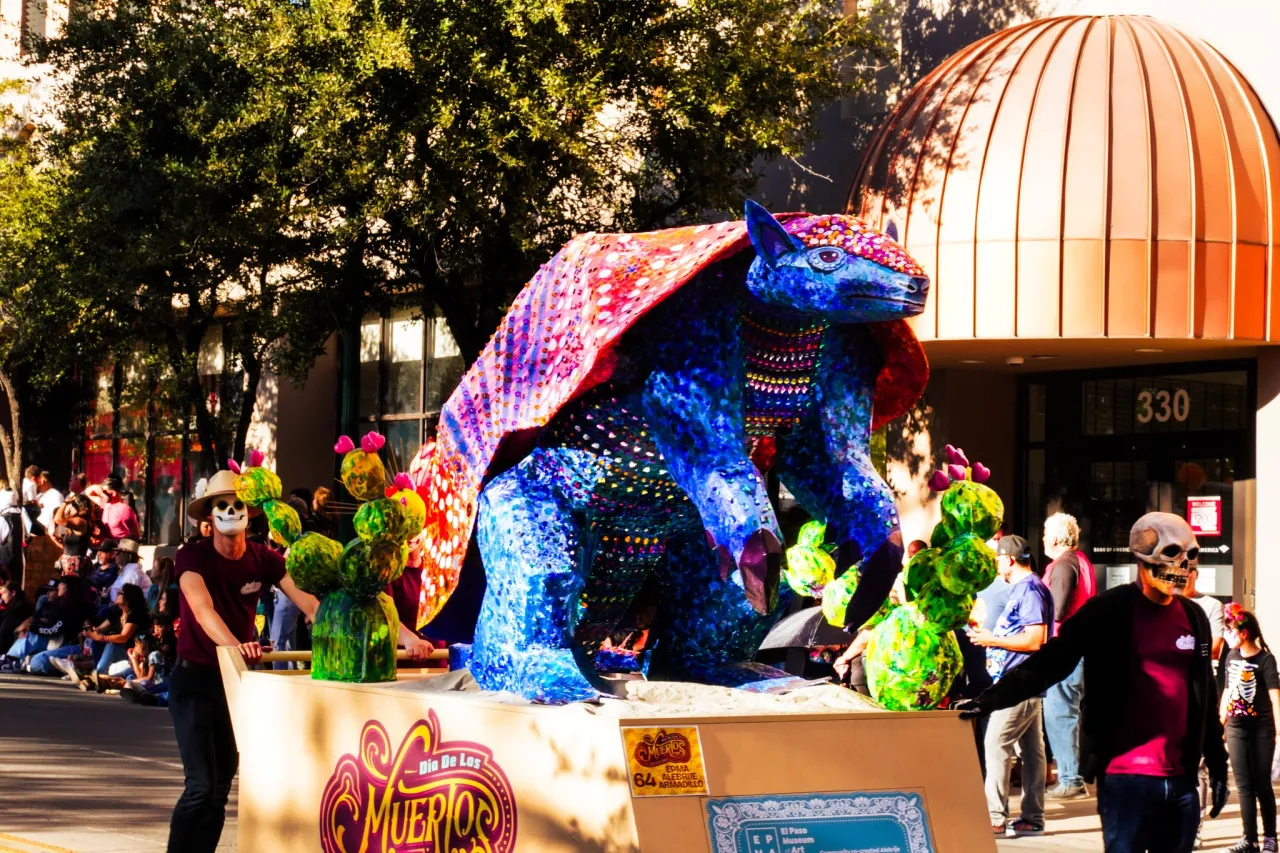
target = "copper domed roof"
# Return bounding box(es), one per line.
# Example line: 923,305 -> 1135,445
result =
849,16 -> 1280,343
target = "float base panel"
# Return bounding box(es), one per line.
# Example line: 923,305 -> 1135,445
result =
219,651 -> 994,853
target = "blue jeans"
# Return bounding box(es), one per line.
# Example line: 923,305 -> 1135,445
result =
96,641 -> 129,674
269,589 -> 301,671
28,643 -> 80,674
1045,658 -> 1085,787
7,633 -> 50,659
1097,773 -> 1199,853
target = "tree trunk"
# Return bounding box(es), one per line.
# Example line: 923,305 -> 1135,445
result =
231,346 -> 262,467
187,368 -> 221,474
0,367 -> 21,488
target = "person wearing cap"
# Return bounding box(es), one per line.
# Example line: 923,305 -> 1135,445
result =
86,475 -> 140,541
966,534 -> 1055,838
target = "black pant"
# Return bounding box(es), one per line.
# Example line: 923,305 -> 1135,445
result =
167,662 -> 238,853
1228,724 -> 1277,843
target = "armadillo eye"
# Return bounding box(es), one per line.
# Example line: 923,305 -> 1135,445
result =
807,247 -> 845,271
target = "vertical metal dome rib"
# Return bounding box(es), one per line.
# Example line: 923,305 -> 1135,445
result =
849,15 -> 1280,344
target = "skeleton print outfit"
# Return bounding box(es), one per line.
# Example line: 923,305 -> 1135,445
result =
1225,645 -> 1280,848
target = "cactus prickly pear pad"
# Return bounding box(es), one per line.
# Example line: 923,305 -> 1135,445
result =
862,446 -> 1003,710
236,433 -> 428,683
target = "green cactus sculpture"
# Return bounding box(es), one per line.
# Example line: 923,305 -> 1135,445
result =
235,433 -> 424,683
861,445 -> 1003,710
783,444 -> 1004,711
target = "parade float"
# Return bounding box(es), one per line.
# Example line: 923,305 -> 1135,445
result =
218,203 -> 995,852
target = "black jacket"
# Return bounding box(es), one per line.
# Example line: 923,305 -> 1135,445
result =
979,583 -> 1227,783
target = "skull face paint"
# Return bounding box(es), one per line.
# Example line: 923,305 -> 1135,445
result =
1129,511 -> 1199,596
212,497 -> 249,535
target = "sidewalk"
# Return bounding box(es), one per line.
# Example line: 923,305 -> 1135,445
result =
996,780 -> 1256,852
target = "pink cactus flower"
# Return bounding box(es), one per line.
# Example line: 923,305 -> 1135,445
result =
361,432 -> 386,454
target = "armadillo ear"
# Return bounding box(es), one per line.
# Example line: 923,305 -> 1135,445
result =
744,200 -> 802,269
885,219 -> 900,243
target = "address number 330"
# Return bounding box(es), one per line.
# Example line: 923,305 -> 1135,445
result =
1137,388 -> 1191,424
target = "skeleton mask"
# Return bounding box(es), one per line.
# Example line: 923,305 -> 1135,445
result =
211,496 -> 248,535
1129,511 -> 1199,596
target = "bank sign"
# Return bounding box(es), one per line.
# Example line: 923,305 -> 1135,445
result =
1187,495 -> 1222,537
320,711 -> 517,853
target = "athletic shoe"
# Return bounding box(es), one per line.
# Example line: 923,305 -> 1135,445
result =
118,687 -> 140,704
1046,783 -> 1089,800
1195,823 -> 1203,849
991,822 -> 1006,836
1262,838 -> 1277,853
1228,839 -> 1259,853
1007,819 -> 1045,837
50,657 -> 79,681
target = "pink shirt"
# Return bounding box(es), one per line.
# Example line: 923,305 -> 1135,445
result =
101,499 -> 139,539
1105,596 -> 1194,776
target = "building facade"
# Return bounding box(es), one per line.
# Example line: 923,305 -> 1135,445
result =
839,5 -> 1280,633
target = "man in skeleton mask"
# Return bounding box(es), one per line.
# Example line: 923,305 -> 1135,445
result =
958,511 -> 1228,853
166,469 -> 321,853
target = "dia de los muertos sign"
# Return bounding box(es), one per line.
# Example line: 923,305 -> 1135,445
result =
320,711 -> 517,853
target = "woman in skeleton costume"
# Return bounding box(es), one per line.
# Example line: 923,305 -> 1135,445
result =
1221,605 -> 1280,853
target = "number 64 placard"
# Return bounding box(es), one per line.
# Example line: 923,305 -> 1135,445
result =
1136,388 -> 1190,424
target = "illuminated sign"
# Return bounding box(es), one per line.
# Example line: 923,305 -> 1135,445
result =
320,711 -> 517,853
1187,496 -> 1222,537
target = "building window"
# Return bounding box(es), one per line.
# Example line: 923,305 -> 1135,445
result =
356,309 -> 464,471
1019,362 -> 1253,597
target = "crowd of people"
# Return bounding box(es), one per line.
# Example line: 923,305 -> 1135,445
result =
949,511 -> 1277,853
0,469 -> 344,705
3,467 -> 1273,853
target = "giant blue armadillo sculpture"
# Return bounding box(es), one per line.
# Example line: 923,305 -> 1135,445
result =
409,201 -> 931,703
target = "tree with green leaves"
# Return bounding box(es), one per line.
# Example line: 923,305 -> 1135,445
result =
0,78 -> 52,487
269,0 -> 892,361
16,0 -> 337,471
10,0 -> 890,470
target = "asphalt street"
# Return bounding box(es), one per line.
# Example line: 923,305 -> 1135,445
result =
0,672 -> 1261,852
0,674 -> 236,852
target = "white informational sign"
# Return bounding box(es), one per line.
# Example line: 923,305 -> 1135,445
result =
1197,566 -> 1219,594
1106,566 -> 1132,588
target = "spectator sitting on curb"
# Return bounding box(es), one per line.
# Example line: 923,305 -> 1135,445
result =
0,580 -> 33,651
1,576 -> 88,672
120,613 -> 176,705
148,556 -> 176,612
107,539 -> 150,600
86,540 -> 119,596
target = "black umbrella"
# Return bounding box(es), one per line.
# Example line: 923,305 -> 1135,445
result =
759,605 -> 853,650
